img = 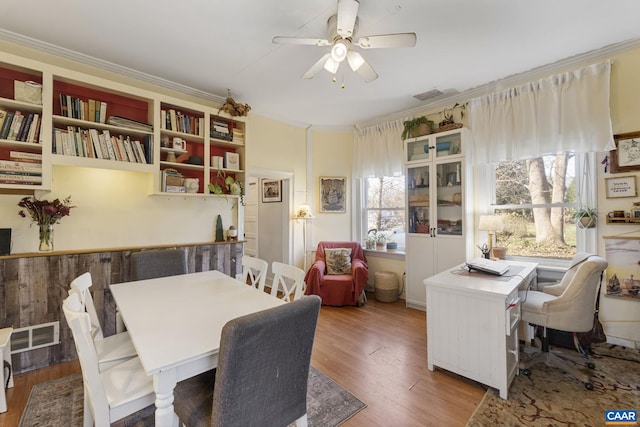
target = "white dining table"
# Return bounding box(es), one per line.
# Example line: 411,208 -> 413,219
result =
110,269 -> 284,427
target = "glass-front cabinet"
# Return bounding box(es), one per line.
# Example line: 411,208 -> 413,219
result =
406,130 -> 464,237
404,127 -> 472,310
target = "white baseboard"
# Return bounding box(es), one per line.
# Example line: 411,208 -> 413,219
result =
606,335 -> 639,349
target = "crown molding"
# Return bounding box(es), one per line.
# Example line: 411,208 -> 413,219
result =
0,29 -> 226,105
356,38 -> 640,129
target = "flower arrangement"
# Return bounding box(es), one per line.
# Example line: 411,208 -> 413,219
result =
18,196 -> 74,226
18,196 -> 74,251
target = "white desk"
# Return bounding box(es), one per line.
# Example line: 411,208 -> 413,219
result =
110,270 -> 284,427
424,260 -> 537,399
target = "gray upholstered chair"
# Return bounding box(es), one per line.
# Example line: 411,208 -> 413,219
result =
519,253 -> 608,390
173,295 -> 322,427
129,248 -> 187,281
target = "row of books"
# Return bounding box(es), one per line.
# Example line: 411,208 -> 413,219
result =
53,127 -> 152,164
210,119 -> 233,141
106,116 -> 153,132
0,151 -> 42,185
0,109 -> 41,143
232,128 -> 244,144
59,94 -> 107,123
161,109 -> 204,136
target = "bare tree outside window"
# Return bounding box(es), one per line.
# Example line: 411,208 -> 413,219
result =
366,176 -> 406,247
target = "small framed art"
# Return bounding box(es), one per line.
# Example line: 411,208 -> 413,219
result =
261,179 -> 282,203
319,176 -> 346,213
605,175 -> 637,198
609,131 -> 640,173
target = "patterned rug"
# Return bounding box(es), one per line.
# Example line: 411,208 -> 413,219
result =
19,366 -> 366,427
466,344 -> 640,426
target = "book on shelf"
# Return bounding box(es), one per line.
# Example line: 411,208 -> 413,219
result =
0,160 -> 42,173
0,109 -> 6,132
133,139 -> 146,164
0,172 -> 41,183
143,135 -> 153,164
10,151 -> 42,163
101,130 -> 116,160
169,109 -> 177,131
88,99 -> 96,123
99,102 -> 107,124
25,114 -> 40,143
88,129 -> 103,159
223,152 -> 240,170
123,137 -> 136,163
107,116 -> 153,132
59,94 -> 68,117
7,112 -> 23,140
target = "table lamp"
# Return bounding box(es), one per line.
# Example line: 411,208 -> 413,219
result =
478,214 -> 504,257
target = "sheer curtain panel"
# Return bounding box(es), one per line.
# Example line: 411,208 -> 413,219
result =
353,119 -> 405,178
469,62 -> 614,164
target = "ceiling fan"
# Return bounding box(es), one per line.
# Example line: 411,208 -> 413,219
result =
272,0 -> 416,83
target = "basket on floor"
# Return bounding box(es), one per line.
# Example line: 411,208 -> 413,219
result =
374,271 -> 399,303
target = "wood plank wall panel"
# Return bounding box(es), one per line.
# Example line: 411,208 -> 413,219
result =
0,242 -> 243,373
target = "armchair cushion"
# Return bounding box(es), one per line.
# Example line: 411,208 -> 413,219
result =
325,248 -> 352,275
304,241 -> 368,306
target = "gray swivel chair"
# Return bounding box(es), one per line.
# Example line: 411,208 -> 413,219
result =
129,248 -> 187,281
519,253 -> 608,390
173,295 -> 322,427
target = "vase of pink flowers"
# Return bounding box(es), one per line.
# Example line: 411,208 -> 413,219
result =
18,196 -> 74,252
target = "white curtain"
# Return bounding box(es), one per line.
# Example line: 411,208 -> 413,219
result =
469,62 -> 614,164
353,119 -> 405,178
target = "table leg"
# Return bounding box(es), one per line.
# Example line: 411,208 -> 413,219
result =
153,369 -> 178,427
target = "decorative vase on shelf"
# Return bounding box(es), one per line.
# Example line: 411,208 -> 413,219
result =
38,224 -> 53,252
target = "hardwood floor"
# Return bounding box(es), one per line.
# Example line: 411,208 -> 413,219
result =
0,293 -> 485,427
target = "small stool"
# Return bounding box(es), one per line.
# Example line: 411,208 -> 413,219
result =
0,327 -> 13,413
374,271 -> 399,303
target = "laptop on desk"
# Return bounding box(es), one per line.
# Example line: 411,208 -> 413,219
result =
465,258 -> 510,276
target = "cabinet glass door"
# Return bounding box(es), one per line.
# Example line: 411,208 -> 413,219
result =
436,161 -> 463,235
407,165 -> 430,234
434,132 -> 462,159
406,136 -> 432,163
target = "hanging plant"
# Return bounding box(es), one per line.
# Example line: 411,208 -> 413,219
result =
574,207 -> 597,229
219,90 -> 251,117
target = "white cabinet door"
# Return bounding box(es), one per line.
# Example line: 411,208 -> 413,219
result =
405,235 -> 434,310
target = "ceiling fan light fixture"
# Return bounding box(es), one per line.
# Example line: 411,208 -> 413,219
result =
347,50 -> 365,71
330,40 -> 349,63
324,57 -> 340,74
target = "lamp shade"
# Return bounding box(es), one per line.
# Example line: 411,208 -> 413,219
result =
294,205 -> 314,219
478,214 -> 503,232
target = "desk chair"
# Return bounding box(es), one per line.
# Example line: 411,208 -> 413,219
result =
271,262 -> 306,302
63,293 -> 155,427
518,253 -> 608,390
242,255 -> 268,292
69,272 -> 137,372
173,295 -> 321,427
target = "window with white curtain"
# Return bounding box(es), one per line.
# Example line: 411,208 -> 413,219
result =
364,176 -> 406,250
482,152 -> 597,261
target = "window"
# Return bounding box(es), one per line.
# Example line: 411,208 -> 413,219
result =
489,153 -> 595,260
364,176 -> 406,249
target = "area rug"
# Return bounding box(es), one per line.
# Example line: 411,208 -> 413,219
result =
466,344 -> 640,426
19,366 -> 366,427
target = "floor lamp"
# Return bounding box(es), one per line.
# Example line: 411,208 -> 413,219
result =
478,214 -> 504,258
294,205 -> 314,272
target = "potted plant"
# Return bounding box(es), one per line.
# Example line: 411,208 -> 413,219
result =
401,116 -> 434,140
574,207 -> 597,229
376,231 -> 389,250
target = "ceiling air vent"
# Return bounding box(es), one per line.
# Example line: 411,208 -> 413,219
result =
413,89 -> 445,101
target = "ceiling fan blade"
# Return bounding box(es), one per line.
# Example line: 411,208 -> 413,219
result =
355,33 -> 417,49
347,51 -> 378,82
337,0 -> 359,38
272,36 -> 332,47
302,53 -> 332,79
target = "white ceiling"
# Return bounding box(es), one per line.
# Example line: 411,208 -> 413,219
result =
2,0 -> 640,128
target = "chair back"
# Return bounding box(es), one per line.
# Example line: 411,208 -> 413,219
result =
242,255 -> 268,292
545,254 -> 608,332
271,261 -> 305,301
212,295 -> 321,426
130,248 -> 187,281
62,293 -> 110,424
69,272 -> 104,340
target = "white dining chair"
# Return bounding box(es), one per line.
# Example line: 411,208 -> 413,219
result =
68,272 -> 137,372
241,255 -> 268,292
270,262 -> 306,302
62,293 -> 155,427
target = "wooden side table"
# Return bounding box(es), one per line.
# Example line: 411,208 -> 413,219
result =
0,327 -> 13,413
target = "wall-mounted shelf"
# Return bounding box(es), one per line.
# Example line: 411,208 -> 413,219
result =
606,217 -> 640,224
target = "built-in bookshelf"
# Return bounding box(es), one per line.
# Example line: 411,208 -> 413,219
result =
0,53 -> 247,199
0,62 -> 46,189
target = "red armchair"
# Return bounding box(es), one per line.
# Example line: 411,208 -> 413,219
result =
304,241 -> 368,306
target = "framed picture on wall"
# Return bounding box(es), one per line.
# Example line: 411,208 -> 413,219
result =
319,176 -> 346,213
605,175 -> 637,198
609,131 -> 640,173
261,179 -> 282,203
